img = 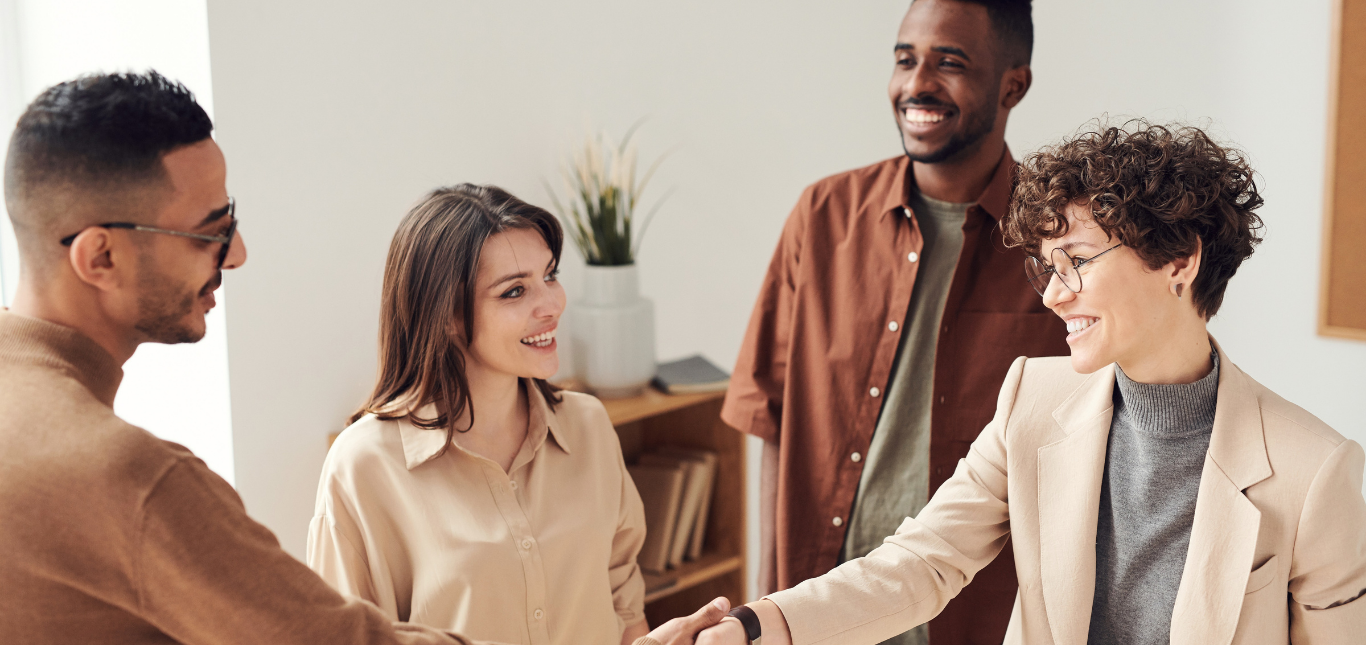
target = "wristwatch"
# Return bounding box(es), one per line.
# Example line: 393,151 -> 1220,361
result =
728,605 -> 762,644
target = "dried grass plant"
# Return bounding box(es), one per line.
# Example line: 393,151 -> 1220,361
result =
546,124 -> 670,266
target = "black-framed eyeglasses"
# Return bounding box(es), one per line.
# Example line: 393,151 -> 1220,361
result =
59,198 -> 238,269
1024,243 -> 1121,296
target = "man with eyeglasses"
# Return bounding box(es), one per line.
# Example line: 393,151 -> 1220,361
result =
0,71 -> 725,644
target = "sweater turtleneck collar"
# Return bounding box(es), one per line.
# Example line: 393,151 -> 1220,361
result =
0,309 -> 124,407
1113,351 -> 1220,439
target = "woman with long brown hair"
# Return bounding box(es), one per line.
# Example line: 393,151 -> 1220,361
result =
308,184 -> 650,645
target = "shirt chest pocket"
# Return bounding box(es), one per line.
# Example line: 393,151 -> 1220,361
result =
1245,554 -> 1279,594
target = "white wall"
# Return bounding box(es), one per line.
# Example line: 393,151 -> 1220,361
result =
1,0 -> 235,482
206,0 -> 1366,592
0,0 -> 21,305
206,0 -> 911,563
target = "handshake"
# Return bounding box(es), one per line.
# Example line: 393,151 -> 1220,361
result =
638,597 -> 765,645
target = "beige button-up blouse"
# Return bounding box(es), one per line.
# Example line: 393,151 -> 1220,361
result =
308,384 -> 647,645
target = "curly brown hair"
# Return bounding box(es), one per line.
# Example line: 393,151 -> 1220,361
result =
1003,120 -> 1265,319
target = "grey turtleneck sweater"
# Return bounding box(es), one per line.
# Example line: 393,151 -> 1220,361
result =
1086,353 -> 1220,645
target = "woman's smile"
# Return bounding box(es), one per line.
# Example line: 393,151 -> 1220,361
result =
519,326 -> 557,350
1064,315 -> 1099,341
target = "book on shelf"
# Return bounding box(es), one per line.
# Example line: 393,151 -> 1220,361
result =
638,453 -> 707,568
656,446 -> 718,561
652,355 -> 730,395
627,463 -> 686,573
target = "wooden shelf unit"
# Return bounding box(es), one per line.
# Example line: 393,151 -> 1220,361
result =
601,388 -> 747,628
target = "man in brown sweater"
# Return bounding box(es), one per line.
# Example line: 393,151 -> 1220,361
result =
0,71 -> 722,644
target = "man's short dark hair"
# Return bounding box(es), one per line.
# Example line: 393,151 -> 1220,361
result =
947,0 -> 1033,68
4,70 -> 213,250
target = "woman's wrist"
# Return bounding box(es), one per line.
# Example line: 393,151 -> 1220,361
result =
750,599 -> 793,645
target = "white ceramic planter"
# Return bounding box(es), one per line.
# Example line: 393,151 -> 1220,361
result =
570,264 -> 656,399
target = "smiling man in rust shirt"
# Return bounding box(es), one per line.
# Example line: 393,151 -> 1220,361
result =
722,2 -> 1067,645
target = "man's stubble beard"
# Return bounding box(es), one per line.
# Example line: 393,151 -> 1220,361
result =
901,89 -> 1000,165
133,260 -> 213,345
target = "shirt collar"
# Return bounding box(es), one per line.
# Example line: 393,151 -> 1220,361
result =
880,145 -> 1016,221
398,379 -> 570,471
0,309 -> 123,407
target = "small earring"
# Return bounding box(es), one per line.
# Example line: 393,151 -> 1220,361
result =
1175,283 -> 1184,298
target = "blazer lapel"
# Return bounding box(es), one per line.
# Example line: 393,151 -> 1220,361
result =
1039,365 -> 1116,645
1170,342 -> 1272,645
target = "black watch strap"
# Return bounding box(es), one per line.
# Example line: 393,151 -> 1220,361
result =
728,605 -> 762,643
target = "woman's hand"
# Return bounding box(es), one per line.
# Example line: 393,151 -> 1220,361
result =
695,617 -> 749,645
635,597 -> 730,645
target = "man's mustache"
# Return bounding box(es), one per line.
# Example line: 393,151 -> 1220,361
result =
199,272 -> 222,297
899,96 -> 956,110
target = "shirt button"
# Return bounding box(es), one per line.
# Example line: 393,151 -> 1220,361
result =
851,452 -> 862,463
870,387 -> 881,398
832,516 -> 844,527
908,252 -> 919,263
521,538 -> 534,550
888,321 -> 899,332
509,480 -> 518,490
534,609 -> 544,620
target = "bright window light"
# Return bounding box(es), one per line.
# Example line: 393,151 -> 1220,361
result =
3,0 -> 234,484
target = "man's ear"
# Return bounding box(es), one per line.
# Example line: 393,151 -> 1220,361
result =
67,228 -> 130,292
1167,238 -> 1204,297
1000,65 -> 1032,110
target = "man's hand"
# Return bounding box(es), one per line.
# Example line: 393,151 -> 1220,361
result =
695,616 -> 749,645
635,597 -> 731,645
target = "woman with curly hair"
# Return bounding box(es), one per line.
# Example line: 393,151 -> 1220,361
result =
694,122 -> 1366,645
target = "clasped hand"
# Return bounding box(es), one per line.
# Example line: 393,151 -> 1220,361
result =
639,597 -> 748,645
694,615 -> 749,644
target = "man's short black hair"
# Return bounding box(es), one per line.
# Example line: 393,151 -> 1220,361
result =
3,70 -> 213,264
949,0 -> 1034,68
5,70 -> 212,198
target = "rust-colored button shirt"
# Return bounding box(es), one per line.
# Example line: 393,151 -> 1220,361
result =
722,151 -> 1069,645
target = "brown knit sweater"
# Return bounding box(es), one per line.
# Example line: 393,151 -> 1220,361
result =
0,310 -> 496,644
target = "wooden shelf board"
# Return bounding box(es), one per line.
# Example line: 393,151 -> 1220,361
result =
599,388 -> 726,426
643,552 -> 744,604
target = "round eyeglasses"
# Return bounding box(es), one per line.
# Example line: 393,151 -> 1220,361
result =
1024,243 -> 1121,296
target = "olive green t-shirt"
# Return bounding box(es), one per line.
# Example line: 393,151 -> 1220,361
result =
839,191 -> 969,645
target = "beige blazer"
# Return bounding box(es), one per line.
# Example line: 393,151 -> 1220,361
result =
768,343 -> 1366,644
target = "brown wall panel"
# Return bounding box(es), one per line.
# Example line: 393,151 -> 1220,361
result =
1323,0 -> 1366,340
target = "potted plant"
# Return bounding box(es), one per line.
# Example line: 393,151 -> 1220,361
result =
546,125 -> 668,398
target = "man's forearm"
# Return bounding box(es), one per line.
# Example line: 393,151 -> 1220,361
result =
757,438 -> 780,596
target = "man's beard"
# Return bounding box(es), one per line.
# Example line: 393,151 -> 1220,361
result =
901,93 -> 999,165
134,265 -> 218,345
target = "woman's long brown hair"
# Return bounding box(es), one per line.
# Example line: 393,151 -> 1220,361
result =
352,184 -> 564,457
